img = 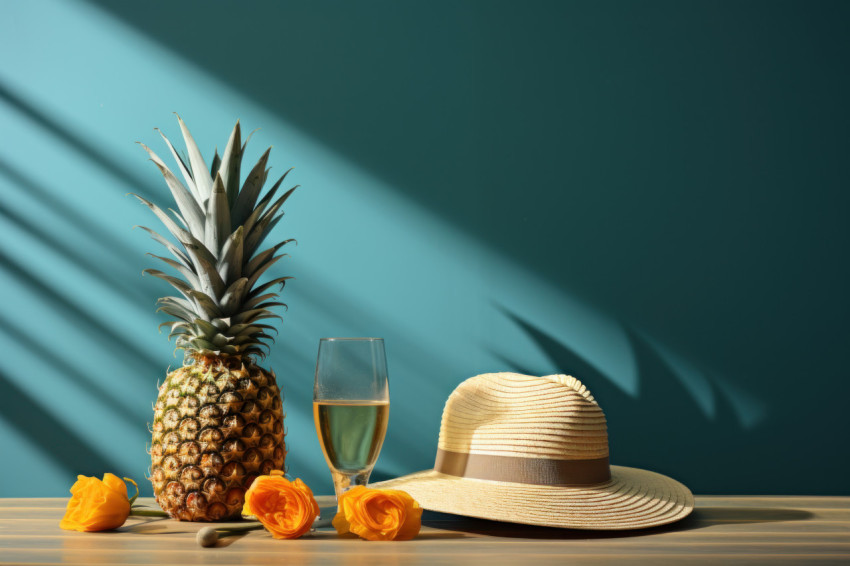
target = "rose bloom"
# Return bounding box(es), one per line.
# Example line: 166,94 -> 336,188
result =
60,473 -> 132,532
333,486 -> 422,541
243,472 -> 320,539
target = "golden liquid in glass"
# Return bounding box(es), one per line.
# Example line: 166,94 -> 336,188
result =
313,400 -> 389,473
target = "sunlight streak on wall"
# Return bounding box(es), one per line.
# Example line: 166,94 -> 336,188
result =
0,0 -> 765,495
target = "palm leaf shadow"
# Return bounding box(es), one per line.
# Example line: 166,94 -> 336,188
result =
0,249 -> 159,377
0,202 -> 152,305
0,368 -> 119,475
0,82 -> 160,202
0,157 -> 145,266
0,311 -> 145,423
494,307 -> 749,488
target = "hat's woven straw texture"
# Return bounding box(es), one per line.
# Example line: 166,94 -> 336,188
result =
372,372 -> 694,530
439,373 -> 608,460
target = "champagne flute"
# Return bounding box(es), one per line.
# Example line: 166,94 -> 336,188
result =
313,338 -> 390,502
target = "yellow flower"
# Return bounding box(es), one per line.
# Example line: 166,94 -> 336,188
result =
243,472 -> 320,539
60,474 -> 133,532
333,486 -> 422,541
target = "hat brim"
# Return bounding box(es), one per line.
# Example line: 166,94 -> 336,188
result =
370,465 -> 694,530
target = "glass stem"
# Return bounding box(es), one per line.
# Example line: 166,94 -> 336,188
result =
332,469 -> 371,505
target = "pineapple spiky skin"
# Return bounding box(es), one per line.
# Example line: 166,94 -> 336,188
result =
150,356 -> 285,521
135,115 -> 297,521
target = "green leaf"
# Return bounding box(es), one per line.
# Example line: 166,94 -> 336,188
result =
248,276 -> 292,298
175,114 -> 213,200
244,184 -> 296,258
166,321 -> 192,334
210,148 -> 221,179
247,323 -> 279,335
182,235 -> 217,266
232,333 -> 274,346
191,318 -> 220,338
156,128 -> 200,204
259,184 -> 297,222
157,300 -> 196,323
228,323 -> 279,340
252,301 -> 287,311
146,253 -> 201,290
167,324 -> 193,341
185,243 -> 225,300
158,320 -> 177,333
241,127 -> 259,154
219,277 -> 250,316
231,308 -> 273,325
245,213 -> 283,259
244,182 -> 296,238
231,147 -> 271,230
244,344 -> 271,359
245,240 -> 294,277
255,189 -> 296,234
247,254 -> 287,290
187,290 -> 223,320
232,308 -> 283,325
158,295 -> 195,310
228,325 -> 264,338
185,338 -> 220,352
217,226 -> 244,285
240,293 -> 278,311
257,169 -> 293,206
250,311 -> 283,322
136,226 -> 192,269
140,143 -> 205,236
132,194 -> 192,247
170,209 -> 189,231
225,323 -> 255,336
143,268 -> 194,300
204,174 -> 231,255
219,121 -> 242,209
240,201 -> 269,244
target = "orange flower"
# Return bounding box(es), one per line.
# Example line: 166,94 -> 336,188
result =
60,474 -> 133,532
333,486 -> 422,541
243,472 -> 320,539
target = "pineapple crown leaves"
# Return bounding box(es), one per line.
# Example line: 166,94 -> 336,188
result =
133,115 -> 297,359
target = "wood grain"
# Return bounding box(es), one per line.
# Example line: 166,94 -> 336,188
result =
0,496 -> 847,565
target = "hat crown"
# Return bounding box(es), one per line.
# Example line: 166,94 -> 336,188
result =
438,372 -> 609,461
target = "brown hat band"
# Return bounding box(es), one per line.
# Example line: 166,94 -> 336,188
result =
435,449 -> 611,486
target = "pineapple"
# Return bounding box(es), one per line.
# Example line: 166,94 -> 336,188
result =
134,116 -> 296,521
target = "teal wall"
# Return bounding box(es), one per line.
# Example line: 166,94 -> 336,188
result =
1,0 -> 848,497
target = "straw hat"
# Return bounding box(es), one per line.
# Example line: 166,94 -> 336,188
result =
372,372 -> 694,530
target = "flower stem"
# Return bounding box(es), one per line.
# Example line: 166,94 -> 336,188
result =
219,522 -> 265,534
124,477 -> 140,506
129,508 -> 169,517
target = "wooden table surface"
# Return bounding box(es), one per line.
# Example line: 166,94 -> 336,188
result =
1,496 -> 848,565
